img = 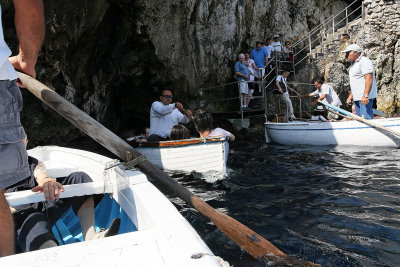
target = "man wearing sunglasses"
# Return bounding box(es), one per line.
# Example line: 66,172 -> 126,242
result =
342,44 -> 377,120
148,90 -> 193,142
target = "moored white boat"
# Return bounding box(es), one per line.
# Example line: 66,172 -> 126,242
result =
3,146 -> 226,267
265,117 -> 400,147
131,137 -> 229,174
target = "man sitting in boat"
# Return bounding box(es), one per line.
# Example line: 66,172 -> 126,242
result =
6,138 -> 120,252
193,110 -> 235,141
276,70 -> 296,121
300,79 -> 342,120
148,89 -> 193,142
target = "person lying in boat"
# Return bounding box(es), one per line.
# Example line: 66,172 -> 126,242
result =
6,138 -> 120,252
148,89 -> 193,142
170,124 -> 191,140
193,110 -> 235,141
300,79 -> 342,120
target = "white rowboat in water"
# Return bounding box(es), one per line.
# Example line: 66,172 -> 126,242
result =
131,137 -> 229,174
3,146 -> 226,267
265,117 -> 400,147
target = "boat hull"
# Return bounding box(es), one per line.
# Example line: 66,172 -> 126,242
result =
3,146 -> 223,266
265,118 -> 400,147
134,137 -> 229,173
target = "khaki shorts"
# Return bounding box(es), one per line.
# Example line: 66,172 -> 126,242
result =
238,82 -> 249,95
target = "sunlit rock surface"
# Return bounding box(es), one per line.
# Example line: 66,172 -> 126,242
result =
4,0 -> 385,145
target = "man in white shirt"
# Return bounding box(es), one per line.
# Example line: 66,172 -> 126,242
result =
271,35 -> 282,58
0,0 -> 45,257
276,70 -> 295,121
148,90 -> 193,141
342,44 -> 377,120
301,79 -> 342,120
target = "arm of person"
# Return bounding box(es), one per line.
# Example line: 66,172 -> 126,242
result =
311,94 -> 326,106
347,92 -> 353,105
151,101 -> 176,116
31,161 -> 64,201
251,62 -> 260,71
235,71 -> 249,80
362,73 -> 373,105
9,0 -> 45,78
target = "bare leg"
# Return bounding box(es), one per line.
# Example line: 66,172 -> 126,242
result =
0,189 -> 14,257
77,196 -> 120,241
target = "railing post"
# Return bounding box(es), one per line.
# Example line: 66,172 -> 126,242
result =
332,16 -> 335,34
362,2 -> 365,20
308,34 -> 312,58
345,7 -> 348,33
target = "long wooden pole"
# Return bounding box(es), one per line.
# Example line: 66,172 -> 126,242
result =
318,100 -> 400,138
19,72 -> 320,265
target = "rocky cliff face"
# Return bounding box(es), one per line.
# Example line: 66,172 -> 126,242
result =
2,0 -> 355,146
314,0 -> 400,115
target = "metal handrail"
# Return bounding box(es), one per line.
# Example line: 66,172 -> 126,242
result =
292,0 -> 360,48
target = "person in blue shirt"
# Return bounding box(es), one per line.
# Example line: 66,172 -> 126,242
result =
234,53 -> 251,110
250,41 -> 269,93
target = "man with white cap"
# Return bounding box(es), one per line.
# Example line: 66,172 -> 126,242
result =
342,43 -> 377,119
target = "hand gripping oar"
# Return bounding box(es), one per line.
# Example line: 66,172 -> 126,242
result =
318,100 -> 400,139
18,72 -> 320,266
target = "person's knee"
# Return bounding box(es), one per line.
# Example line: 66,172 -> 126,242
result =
67,172 -> 93,184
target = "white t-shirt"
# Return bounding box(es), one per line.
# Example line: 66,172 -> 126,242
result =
271,41 -> 282,53
311,84 -> 342,107
349,55 -> 378,101
209,128 -> 232,139
276,75 -> 289,95
149,101 -> 191,138
0,5 -> 18,80
265,45 -> 274,59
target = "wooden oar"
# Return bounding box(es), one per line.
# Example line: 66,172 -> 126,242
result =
18,72 -> 319,265
318,100 -> 400,138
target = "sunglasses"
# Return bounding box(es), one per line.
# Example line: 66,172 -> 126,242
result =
162,95 -> 173,99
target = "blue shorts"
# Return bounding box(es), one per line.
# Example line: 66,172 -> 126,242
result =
0,80 -> 29,189
354,99 -> 374,120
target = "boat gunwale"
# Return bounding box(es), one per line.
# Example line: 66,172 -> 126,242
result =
129,136 -> 227,148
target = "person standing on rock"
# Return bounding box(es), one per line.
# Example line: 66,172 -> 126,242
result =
250,41 -> 269,92
234,53 -> 251,110
0,0 -> 45,257
342,44 -> 377,120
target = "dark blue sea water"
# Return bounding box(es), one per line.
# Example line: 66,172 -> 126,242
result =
168,141 -> 400,266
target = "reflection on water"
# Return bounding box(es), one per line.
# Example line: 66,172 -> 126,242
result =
162,141 -> 400,267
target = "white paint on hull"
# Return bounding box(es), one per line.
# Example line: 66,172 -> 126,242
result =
136,138 -> 229,173
265,118 -> 400,147
3,146 -> 223,267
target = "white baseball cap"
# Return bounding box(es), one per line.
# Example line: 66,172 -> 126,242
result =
342,44 -> 362,53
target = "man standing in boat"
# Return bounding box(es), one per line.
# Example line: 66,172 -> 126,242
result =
342,44 -> 377,120
148,89 -> 193,141
0,0 -> 45,257
300,79 -> 342,120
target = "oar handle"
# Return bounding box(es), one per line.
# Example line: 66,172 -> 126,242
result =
18,72 -> 322,265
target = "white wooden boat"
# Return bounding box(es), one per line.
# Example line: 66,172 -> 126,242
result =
130,137 -> 229,174
3,146 -> 226,267
265,117 -> 400,147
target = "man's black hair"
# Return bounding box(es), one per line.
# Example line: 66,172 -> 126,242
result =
193,110 -> 213,133
256,41 -> 262,46
314,79 -> 324,85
